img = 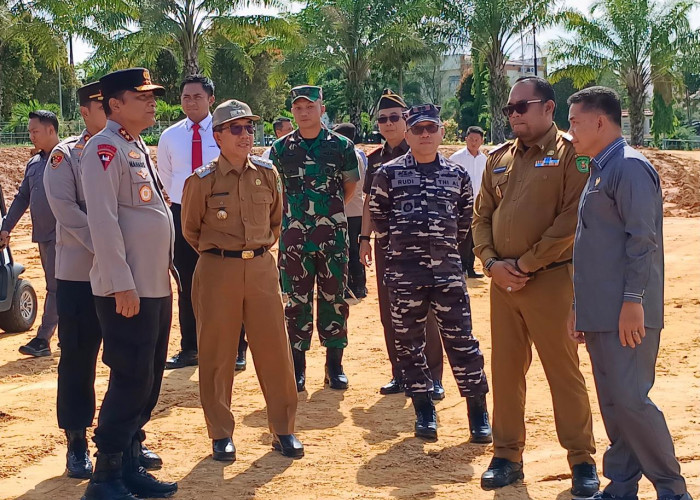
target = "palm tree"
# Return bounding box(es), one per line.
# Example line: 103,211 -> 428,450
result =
548,0 -> 695,146
295,0 -> 439,129
0,1 -> 63,114
90,0 -> 299,78
440,0 -> 557,144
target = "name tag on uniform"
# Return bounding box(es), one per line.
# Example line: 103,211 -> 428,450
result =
436,173 -> 459,188
535,157 -> 560,167
392,169 -> 420,187
493,166 -> 507,174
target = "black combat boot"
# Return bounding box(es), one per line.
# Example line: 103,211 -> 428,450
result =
81,452 -> 136,500
412,392 -> 438,440
66,429 -> 93,479
379,371 -> 404,395
325,347 -> 349,389
291,348 -> 306,392
467,394 -> 492,444
122,438 -> 177,498
235,341 -> 247,372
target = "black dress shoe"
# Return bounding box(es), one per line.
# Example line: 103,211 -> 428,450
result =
467,394 -> 493,444
431,380 -> 445,400
292,348 -> 306,392
212,438 -> 236,462
379,377 -> 404,395
19,337 -> 51,357
411,393 -> 438,440
138,443 -> 163,470
235,350 -> 247,371
272,434 -> 304,458
66,429 -> 93,479
480,457 -> 524,490
165,350 -> 198,369
571,463 -> 601,497
467,270 -> 484,278
82,452 -> 136,500
325,347 -> 348,389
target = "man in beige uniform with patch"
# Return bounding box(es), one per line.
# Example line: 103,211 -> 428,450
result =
181,100 -> 302,462
473,76 -> 598,497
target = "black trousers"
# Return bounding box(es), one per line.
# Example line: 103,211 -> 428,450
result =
56,280 -> 102,430
171,203 -> 199,352
93,295 -> 172,454
458,228 -> 476,273
347,216 -> 366,292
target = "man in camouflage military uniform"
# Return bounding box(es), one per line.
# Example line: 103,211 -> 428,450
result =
369,104 -> 490,442
270,85 -> 359,392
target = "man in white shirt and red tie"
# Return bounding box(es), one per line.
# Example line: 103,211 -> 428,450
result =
157,75 -> 230,369
450,126 -> 488,278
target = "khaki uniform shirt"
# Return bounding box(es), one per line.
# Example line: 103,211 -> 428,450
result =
44,130 -> 94,281
181,154 -> 282,253
472,124 -> 588,271
80,120 -> 175,298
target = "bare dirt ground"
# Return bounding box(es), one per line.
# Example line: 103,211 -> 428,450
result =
0,147 -> 698,500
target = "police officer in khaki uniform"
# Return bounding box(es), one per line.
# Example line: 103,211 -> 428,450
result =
473,76 -> 598,497
181,100 -> 302,461
80,68 -> 177,500
44,82 -> 105,479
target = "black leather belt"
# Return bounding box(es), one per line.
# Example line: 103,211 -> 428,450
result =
203,247 -> 267,259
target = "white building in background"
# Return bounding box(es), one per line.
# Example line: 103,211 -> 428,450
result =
621,109 -> 653,143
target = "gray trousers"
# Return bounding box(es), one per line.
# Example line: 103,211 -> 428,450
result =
585,328 -> 687,498
36,241 -> 58,341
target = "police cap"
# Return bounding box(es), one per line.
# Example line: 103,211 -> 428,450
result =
77,82 -> 103,106
100,68 -> 165,98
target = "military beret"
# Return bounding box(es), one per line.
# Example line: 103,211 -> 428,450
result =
212,99 -> 260,128
291,85 -> 323,103
77,82 -> 103,106
405,103 -> 442,127
100,68 -> 165,98
377,88 -> 407,111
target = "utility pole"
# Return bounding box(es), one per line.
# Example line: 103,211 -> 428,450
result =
533,24 -> 538,76
58,65 -> 63,119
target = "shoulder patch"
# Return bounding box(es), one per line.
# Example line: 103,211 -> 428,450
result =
50,151 -> 65,169
249,155 -> 273,169
488,141 -> 512,155
195,162 -> 216,178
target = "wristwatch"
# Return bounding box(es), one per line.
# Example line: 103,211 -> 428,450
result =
358,235 -> 371,244
483,257 -> 499,277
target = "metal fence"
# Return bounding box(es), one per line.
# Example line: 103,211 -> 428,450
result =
1,120 -> 271,146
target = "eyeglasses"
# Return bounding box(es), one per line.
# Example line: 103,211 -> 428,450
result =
377,114 -> 403,124
409,123 -> 440,135
501,99 -> 546,117
223,124 -> 255,135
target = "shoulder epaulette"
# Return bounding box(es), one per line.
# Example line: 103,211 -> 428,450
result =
488,141 -> 512,155
195,162 -> 216,178
250,155 -> 273,169
560,132 -> 574,142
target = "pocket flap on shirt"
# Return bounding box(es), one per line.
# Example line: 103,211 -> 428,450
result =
252,190 -> 273,204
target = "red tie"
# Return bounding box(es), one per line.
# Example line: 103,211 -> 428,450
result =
191,122 -> 202,172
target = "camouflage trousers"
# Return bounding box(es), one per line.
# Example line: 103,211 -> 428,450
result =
388,280 -> 488,397
280,249 -> 349,351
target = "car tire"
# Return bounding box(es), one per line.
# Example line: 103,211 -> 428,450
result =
0,279 -> 38,333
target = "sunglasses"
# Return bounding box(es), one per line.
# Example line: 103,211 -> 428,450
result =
223,124 -> 255,135
409,123 -> 440,135
501,99 -> 546,117
377,114 -> 403,124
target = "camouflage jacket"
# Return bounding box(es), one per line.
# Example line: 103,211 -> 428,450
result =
369,151 -> 473,287
270,128 -> 359,253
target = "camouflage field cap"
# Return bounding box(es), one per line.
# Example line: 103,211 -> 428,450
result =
405,103 -> 442,127
291,85 -> 323,103
212,99 -> 261,128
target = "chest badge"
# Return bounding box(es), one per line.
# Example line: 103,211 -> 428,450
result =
546,149 -> 555,156
217,209 -> 228,220
128,150 -> 141,159
576,156 -> 590,173
137,168 -> 149,179
255,178 -> 261,186
139,185 -> 153,202
595,177 -> 601,187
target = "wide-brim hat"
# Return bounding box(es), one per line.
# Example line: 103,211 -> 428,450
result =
212,99 -> 260,128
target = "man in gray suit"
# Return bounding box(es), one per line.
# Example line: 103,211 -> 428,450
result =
567,86 -> 691,500
0,110 -> 59,357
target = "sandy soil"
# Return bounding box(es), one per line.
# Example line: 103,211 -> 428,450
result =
0,147 -> 698,500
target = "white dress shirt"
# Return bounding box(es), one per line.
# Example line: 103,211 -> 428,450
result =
449,147 -> 487,196
157,113 -> 219,204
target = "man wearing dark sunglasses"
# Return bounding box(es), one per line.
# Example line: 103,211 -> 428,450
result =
359,89 -> 445,399
181,99 -> 302,462
270,85 -> 360,392
369,103 -> 491,444
473,76 -> 598,496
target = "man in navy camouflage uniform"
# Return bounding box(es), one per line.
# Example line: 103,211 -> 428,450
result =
369,104 -> 491,442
